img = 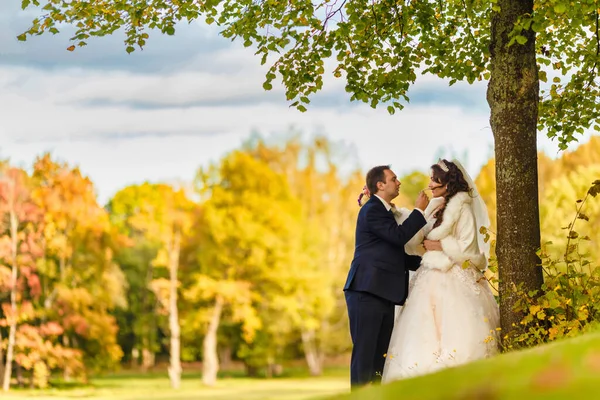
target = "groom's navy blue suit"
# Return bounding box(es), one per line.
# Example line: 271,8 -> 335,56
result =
344,196 -> 426,388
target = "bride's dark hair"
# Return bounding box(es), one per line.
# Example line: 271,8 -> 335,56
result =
430,159 -> 471,228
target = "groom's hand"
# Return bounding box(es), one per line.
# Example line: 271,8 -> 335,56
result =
415,191 -> 429,211
423,240 -> 442,251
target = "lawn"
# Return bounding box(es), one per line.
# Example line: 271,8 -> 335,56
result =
4,331 -> 600,400
333,331 -> 600,400
1,368 -> 350,400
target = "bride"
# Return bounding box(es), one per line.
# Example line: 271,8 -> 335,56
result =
381,159 -> 500,382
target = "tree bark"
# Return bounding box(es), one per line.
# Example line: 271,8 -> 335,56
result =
141,260 -> 156,372
62,335 -> 72,381
141,347 -> 155,371
218,346 -> 233,371
167,229 -> 182,389
202,295 -> 224,386
3,189 -> 19,392
301,329 -> 323,376
0,327 -> 4,388
487,0 -> 544,338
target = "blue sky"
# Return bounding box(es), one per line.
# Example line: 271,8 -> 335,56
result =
0,2 -> 582,204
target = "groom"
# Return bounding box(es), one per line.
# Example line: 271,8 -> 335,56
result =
344,165 -> 429,389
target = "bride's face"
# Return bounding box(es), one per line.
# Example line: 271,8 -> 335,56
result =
428,176 -> 447,198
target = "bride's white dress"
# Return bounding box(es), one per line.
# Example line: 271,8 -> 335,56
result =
382,194 -> 500,382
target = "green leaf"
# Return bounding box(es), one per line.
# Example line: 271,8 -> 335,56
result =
387,106 -> 395,115
554,3 -> 567,14
16,33 -> 27,41
262,82 -> 273,91
165,26 -> 175,36
126,46 -> 135,54
515,35 -> 527,45
297,105 -> 307,112
538,70 -> 547,82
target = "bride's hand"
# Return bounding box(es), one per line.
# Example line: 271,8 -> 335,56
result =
423,240 -> 442,251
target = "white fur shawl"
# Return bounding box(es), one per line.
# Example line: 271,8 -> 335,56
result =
421,192 -> 487,272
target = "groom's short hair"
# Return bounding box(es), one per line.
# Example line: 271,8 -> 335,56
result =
366,165 -> 391,196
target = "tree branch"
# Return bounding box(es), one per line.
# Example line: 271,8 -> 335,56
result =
460,0 -> 477,44
586,9 -> 600,90
323,0 -> 348,30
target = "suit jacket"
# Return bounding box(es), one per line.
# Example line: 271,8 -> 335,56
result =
344,196 -> 427,304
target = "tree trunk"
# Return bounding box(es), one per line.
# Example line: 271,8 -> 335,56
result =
3,196 -> 19,392
301,329 -> 323,376
487,0 -> 544,338
141,347 -> 155,371
16,364 -> 23,388
62,335 -> 72,381
202,295 -> 224,386
218,346 -> 233,371
0,328 -> 4,388
244,363 -> 259,378
167,229 -> 182,389
141,260 -> 156,372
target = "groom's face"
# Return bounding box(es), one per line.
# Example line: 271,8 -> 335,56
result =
378,169 -> 401,200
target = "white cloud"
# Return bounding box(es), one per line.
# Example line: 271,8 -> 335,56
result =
0,2 -> 590,206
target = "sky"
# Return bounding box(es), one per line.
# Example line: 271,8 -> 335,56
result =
0,3 -> 587,205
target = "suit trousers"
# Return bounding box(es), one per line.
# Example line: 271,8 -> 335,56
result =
345,290 -> 395,389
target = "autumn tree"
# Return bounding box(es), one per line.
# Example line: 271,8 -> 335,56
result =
0,157 -> 121,389
188,150 -> 299,385
31,155 -> 125,376
0,166 -> 43,391
108,186 -> 164,370
540,165 -> 600,262
108,183 -> 193,389
243,135 -> 363,375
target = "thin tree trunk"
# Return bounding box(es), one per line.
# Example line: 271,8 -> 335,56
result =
218,346 -> 233,371
141,260 -> 156,372
487,0 -> 544,338
16,364 -> 23,388
167,229 -> 182,389
301,329 -> 323,376
62,335 -> 71,381
0,319 -> 4,387
202,295 -> 224,386
59,255 -> 66,282
3,193 -> 19,392
141,347 -> 155,371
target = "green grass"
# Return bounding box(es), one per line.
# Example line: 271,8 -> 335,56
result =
1,367 -> 349,400
333,331 -> 600,400
4,331 -> 600,400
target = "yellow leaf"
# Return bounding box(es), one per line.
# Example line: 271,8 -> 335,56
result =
537,311 -> 546,320
529,305 -> 541,315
